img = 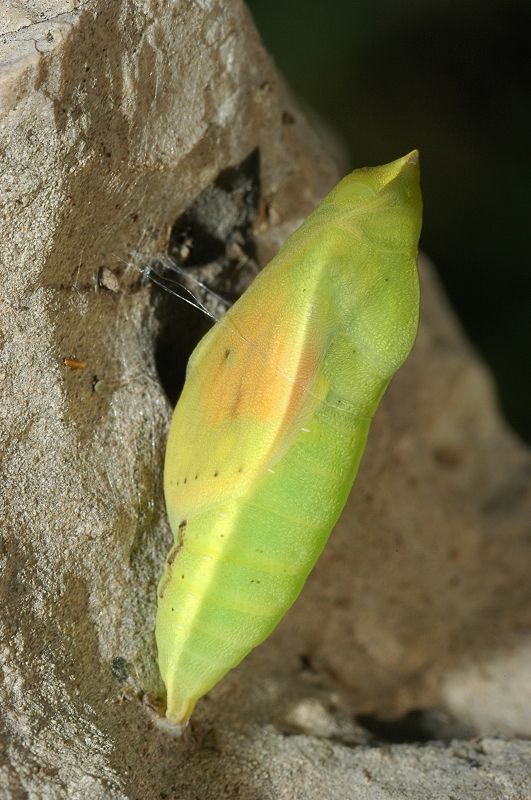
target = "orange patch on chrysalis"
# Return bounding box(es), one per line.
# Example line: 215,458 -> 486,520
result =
202,296 -> 320,437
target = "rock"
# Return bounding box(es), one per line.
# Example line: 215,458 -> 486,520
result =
1,0 -> 530,798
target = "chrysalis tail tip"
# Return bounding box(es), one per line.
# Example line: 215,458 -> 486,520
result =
141,692 -> 189,737
153,715 -> 188,738
405,149 -> 419,166
165,693 -> 196,728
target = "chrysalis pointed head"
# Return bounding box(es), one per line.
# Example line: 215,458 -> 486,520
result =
304,151 -> 422,384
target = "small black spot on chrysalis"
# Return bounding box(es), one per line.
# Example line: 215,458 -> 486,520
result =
238,467 -> 243,473
214,471 -> 219,477
224,349 -> 231,360
183,477 -> 187,484
179,519 -> 187,531
195,474 -> 198,480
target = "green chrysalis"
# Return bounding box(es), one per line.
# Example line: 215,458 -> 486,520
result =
156,152 -> 422,724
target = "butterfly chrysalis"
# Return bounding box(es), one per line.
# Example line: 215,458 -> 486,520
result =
156,152 -> 422,724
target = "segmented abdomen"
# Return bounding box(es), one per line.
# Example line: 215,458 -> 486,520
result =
156,397 -> 370,723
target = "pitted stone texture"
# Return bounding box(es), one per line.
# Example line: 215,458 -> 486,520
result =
1,0 -> 530,798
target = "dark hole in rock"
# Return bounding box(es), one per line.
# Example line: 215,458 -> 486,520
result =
355,708 -> 476,744
152,149 -> 261,406
152,295 -> 211,408
111,656 -> 129,683
298,653 -> 317,672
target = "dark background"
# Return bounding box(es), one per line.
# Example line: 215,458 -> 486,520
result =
247,0 -> 530,443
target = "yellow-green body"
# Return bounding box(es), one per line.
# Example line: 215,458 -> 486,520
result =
156,153 -> 422,723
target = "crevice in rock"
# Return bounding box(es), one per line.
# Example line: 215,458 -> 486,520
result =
151,148 -> 261,406
355,708 -> 476,744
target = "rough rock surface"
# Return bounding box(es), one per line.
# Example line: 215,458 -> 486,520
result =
1,1 -> 530,798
